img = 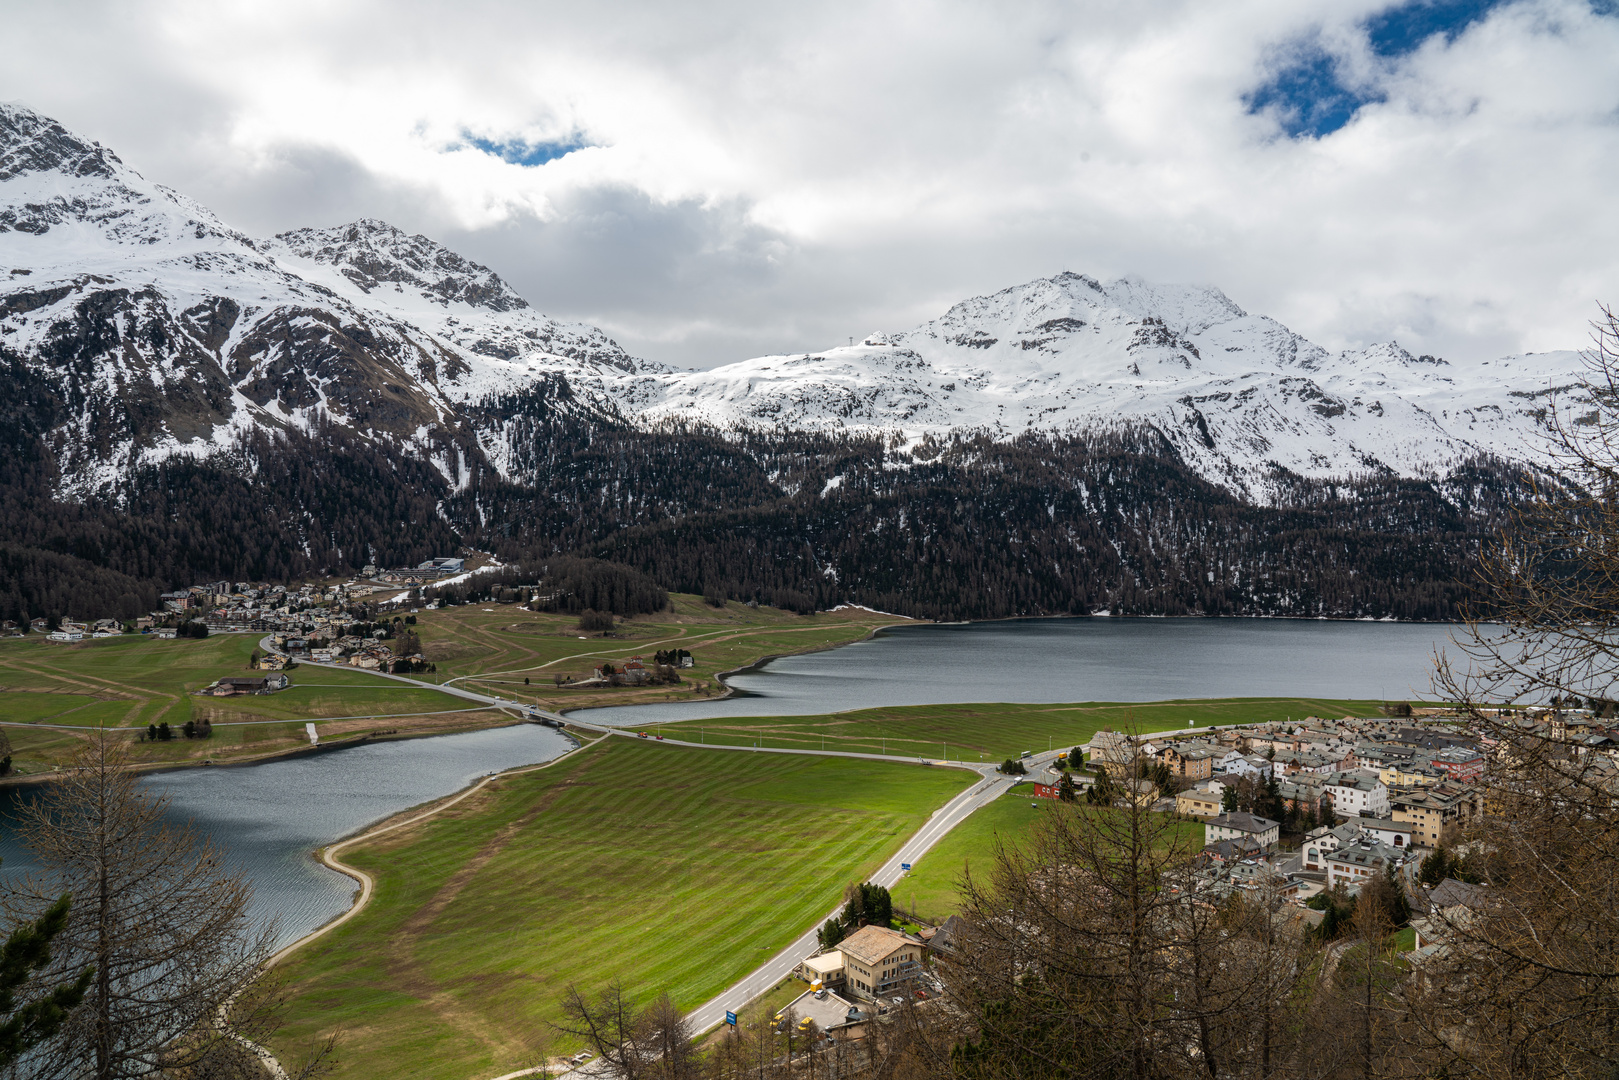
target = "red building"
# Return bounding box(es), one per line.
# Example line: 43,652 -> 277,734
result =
1432,747 -> 1484,784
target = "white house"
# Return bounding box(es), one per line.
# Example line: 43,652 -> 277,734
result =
1217,751 -> 1274,781
1356,817 -> 1415,850
1204,812 -> 1280,851
1324,840 -> 1420,891
1324,770 -> 1389,819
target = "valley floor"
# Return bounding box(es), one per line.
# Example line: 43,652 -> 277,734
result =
267,739 -> 972,1078
0,596 -> 905,774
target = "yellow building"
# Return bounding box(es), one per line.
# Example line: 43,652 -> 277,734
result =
1379,763 -> 1439,789
838,925 -> 925,1002
1163,744 -> 1217,780
1176,788 -> 1223,817
1389,787 -> 1481,847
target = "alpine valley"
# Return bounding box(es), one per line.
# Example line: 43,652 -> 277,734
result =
0,104 -> 1584,622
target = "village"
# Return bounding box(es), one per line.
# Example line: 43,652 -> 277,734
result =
0,557 -> 477,668
753,708 -> 1564,1049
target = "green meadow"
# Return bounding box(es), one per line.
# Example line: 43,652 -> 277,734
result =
271,739 -> 972,1079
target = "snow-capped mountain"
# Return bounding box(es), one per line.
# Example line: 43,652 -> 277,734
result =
0,103 -> 1587,503
623,272 -> 1584,498
0,104 -> 647,492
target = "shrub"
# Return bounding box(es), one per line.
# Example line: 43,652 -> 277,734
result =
577,610 -> 615,633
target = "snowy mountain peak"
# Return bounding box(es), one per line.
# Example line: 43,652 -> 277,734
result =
621,269 -> 1583,499
271,219 -> 531,314
0,103 -> 122,182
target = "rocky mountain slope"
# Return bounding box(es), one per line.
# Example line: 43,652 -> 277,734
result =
1,103 -> 1586,503
0,103 -> 646,494
622,273 -> 1583,499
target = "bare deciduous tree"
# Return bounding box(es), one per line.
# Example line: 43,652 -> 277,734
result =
1437,305 -> 1619,707
1418,305 -> 1619,1078
4,732 -> 277,1080
557,982 -> 698,1080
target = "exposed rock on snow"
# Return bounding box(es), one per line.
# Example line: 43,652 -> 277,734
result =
0,104 -> 1586,502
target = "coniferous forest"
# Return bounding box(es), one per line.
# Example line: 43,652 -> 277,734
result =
0,362 -> 1524,625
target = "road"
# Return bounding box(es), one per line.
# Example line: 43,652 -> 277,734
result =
260,646 -> 1080,1040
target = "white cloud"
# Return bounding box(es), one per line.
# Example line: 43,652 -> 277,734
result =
2,0 -> 1616,369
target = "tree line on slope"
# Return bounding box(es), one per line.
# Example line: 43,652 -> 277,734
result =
0,345 -> 1528,623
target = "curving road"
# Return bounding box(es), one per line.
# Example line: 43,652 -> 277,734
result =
262,649 -> 1076,1036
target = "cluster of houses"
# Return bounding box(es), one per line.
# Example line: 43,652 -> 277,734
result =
586,656 -> 685,687
291,632 -> 423,671
153,579 -> 395,637
1069,716 -> 1494,912
1,617 -> 127,641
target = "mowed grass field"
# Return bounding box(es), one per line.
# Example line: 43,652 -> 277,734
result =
896,787 -> 1207,923
411,595 -> 907,706
0,595 -> 911,773
656,697 -> 1384,765
0,633 -> 477,772
270,739 -> 974,1079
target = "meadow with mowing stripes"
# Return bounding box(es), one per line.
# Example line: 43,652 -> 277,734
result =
655,697 -> 1385,765
893,786 -> 1204,923
269,739 -> 974,1079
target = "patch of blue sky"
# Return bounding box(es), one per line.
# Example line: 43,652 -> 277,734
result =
465,133 -> 592,167
1244,48 -> 1375,139
1364,0 -> 1510,58
1245,0 -> 1520,139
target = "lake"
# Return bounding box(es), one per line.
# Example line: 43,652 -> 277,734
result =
0,722 -> 574,950
0,617 -> 1464,950
572,616 -> 1464,726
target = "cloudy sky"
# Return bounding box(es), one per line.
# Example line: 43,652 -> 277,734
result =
4,0 -> 1617,368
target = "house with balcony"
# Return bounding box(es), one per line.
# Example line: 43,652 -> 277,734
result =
836,925 -> 925,1003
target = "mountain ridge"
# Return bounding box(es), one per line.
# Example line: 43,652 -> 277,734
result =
1,102 -> 1585,504
0,104 -> 1564,626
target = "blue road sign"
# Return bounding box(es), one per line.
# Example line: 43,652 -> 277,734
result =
726,1011 -> 738,1026
901,863 -> 912,871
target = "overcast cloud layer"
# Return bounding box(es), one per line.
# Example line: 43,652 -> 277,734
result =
3,0 -> 1616,369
